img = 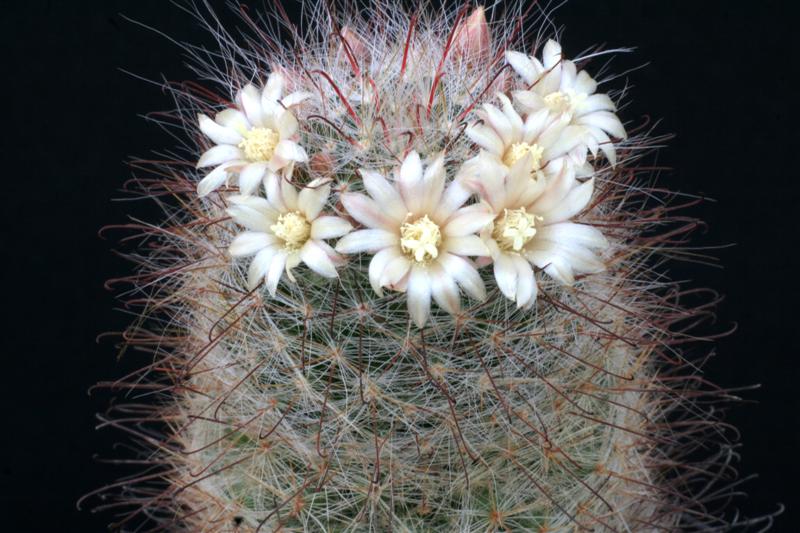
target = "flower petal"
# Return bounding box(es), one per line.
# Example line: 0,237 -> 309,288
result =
266,249 -> 288,295
215,108 -> 250,133
197,161 -> 239,197
275,109 -> 299,138
335,229 -> 398,254
456,155 -> 507,213
505,50 -> 538,84
506,156 -> 546,206
579,111 -> 627,140
540,178 -> 594,224
536,222 -> 608,249
512,90 -> 546,113
263,173 -> 287,211
542,40 -> 562,69
198,114 -> 242,145
493,253 -> 518,301
399,151 -> 424,213
280,175 -> 299,211
498,93 -> 523,139
281,91 -> 313,108
300,240 -> 338,278
230,231 -> 277,257
436,172 -> 475,221
521,108 -> 552,144
443,235 -> 490,257
483,103 -> 514,146
197,145 -> 243,168
513,255 -> 537,309
341,192 -> 396,230
360,169 -> 408,222
524,244 -> 573,285
298,179 -> 330,220
430,264 -> 460,315
407,266 -> 432,328
465,124 -> 504,156
421,153 -> 446,214
230,194 -> 278,215
443,205 -> 495,237
380,255 -> 412,290
544,125 -> 590,161
438,252 -> 486,301
368,247 -> 402,296
574,70 -> 597,95
579,94 -> 616,114
261,72 -> 285,111
239,84 -> 264,127
311,216 -> 352,240
247,246 -> 278,289
274,139 -> 309,163
585,127 -> 616,167
227,196 -> 278,232
238,162 -> 268,196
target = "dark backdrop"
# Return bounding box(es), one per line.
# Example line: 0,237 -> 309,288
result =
1,1 -> 796,531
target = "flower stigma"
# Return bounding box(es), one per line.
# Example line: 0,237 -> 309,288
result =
503,142 -> 544,171
493,207 -> 542,252
400,215 -> 442,263
239,127 -> 280,162
271,211 -> 311,251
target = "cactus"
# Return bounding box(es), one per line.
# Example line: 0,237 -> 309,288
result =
87,2 -> 772,531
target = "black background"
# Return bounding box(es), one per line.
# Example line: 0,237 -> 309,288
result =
1,1 -> 796,531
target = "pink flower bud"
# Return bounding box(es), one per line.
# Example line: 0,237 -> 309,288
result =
453,6 -> 491,64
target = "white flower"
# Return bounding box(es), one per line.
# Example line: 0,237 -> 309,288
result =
196,72 -> 311,197
464,154 -> 608,308
335,151 -> 493,327
227,177 -> 351,295
465,93 -> 591,182
505,40 -> 627,165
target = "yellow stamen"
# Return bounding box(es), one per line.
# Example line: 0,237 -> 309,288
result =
239,127 -> 280,162
271,211 -> 311,251
493,207 -> 542,252
400,215 -> 442,263
543,91 -> 572,113
503,141 -> 544,170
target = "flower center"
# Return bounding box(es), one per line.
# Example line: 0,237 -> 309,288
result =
492,207 -> 542,252
271,211 -> 311,251
543,91 -> 572,113
400,215 -> 442,263
239,127 -> 280,162
503,142 -> 544,170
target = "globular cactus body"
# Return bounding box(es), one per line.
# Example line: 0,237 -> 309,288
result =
92,2 -> 760,531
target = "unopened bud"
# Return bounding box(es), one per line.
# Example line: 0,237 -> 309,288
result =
453,7 -> 491,64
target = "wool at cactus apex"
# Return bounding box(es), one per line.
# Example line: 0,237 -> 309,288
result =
0,1 -> 796,532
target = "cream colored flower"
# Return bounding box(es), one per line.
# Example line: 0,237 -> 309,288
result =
227,177 -> 351,295
335,151 -> 492,327
465,93 -> 591,182
464,154 -> 608,308
506,40 -> 627,165
196,72 -> 310,197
